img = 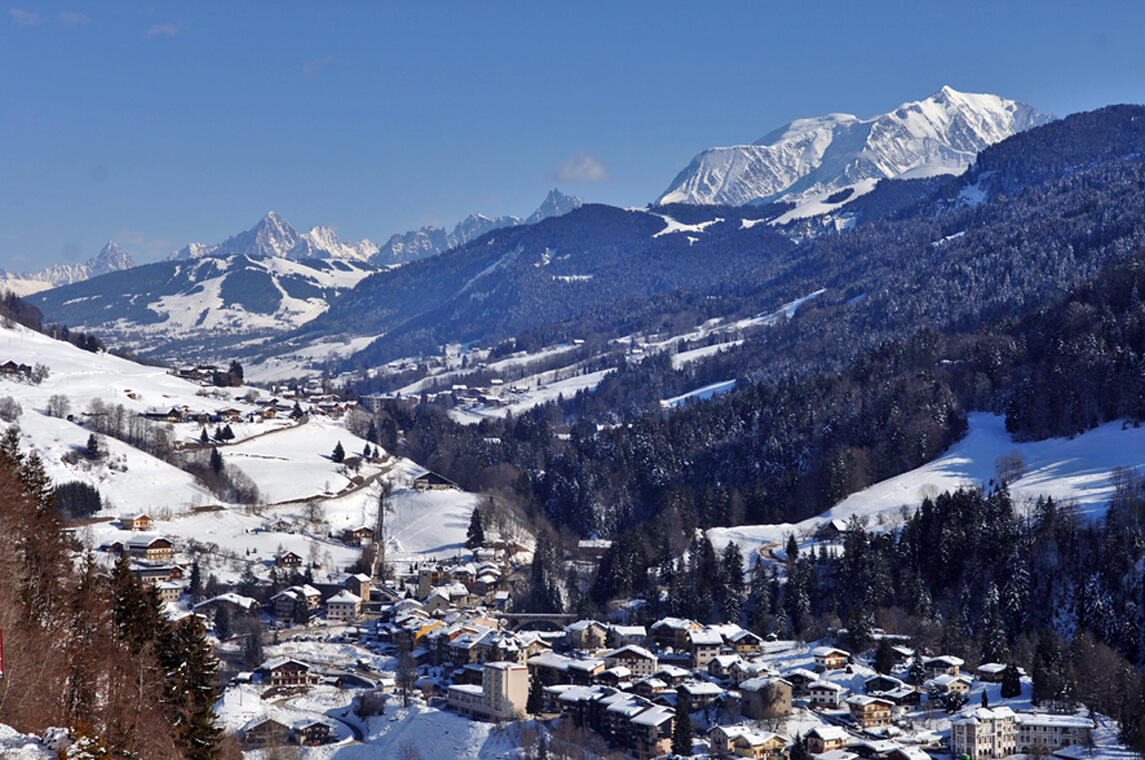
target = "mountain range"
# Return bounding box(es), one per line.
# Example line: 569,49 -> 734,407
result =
656,86 -> 1052,207
374,189 -> 582,264
0,241 -> 135,297
169,210 -> 381,263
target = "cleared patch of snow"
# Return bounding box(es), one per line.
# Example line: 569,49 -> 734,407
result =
652,214 -> 724,238
661,379 -> 736,408
710,412 -> 1145,558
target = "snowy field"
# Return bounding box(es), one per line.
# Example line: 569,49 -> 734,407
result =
710,412 -> 1145,558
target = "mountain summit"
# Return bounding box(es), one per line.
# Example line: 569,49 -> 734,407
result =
169,212 -> 380,262
656,87 -> 1052,206
0,240 -> 136,296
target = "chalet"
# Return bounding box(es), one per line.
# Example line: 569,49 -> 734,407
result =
566,619 -> 610,650
783,667 -> 821,696
708,654 -> 743,680
121,514 -> 152,531
729,660 -> 775,686
259,658 -> 316,688
880,685 -> 921,706
607,624 -> 647,648
653,664 -> 691,686
132,564 -> 176,587
412,470 -> 457,491
126,535 -> 174,562
731,730 -> 788,759
926,673 -> 972,697
275,551 -> 303,568
847,695 -> 894,729
808,679 -> 846,708
0,361 -> 32,376
864,675 -> 904,694
976,662 -> 1009,683
922,655 -> 964,678
292,718 -> 336,746
806,725 -> 850,755
728,629 -> 764,655
150,581 -> 180,603
812,646 -> 850,671
650,617 -> 700,649
740,677 -> 793,719
325,590 -> 361,622
678,680 -> 724,710
351,525 -> 375,543
596,666 -> 632,688
239,716 -> 292,747
687,627 -> 725,668
603,645 -> 658,678
218,408 -> 243,422
193,593 -> 259,621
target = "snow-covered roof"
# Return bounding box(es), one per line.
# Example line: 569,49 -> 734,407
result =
1014,712 -> 1093,728
812,645 -> 849,657
687,628 -> 723,646
810,680 -> 846,692
680,681 -> 723,696
194,592 -> 259,610
809,725 -> 851,741
603,644 -> 656,661
630,705 -> 673,727
327,590 -> 361,604
259,657 -> 309,672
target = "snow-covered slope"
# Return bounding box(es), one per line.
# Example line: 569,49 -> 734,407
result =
709,412 -> 1145,557
170,211 -> 380,263
373,189 -> 582,265
0,242 -> 135,297
30,253 -> 378,361
657,87 -> 1052,206
0,320 -> 490,581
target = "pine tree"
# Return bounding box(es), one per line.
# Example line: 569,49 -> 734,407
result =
785,533 -> 799,562
671,703 -> 692,757
366,420 -> 379,444
526,675 -> 544,715
200,427 -> 209,444
874,638 -> 896,675
1001,663 -> 1022,698
907,657 -> 926,685
190,559 -> 202,596
332,441 -> 345,463
465,508 -> 486,549
209,446 -> 223,475
214,605 -> 232,641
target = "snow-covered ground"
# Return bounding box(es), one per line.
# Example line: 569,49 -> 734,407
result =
710,412 -> 1145,558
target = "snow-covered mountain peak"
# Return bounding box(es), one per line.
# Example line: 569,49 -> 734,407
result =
657,88 -> 1053,207
92,241 -> 135,274
526,188 -> 582,225
169,213 -> 378,263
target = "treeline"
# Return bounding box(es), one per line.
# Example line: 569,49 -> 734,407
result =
0,427 -> 234,758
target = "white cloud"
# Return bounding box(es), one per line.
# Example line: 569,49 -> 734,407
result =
553,151 -> 610,183
146,22 -> 179,37
302,55 -> 335,76
57,11 -> 89,26
8,8 -> 45,26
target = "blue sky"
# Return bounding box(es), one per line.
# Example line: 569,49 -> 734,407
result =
2,1 -> 1144,269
